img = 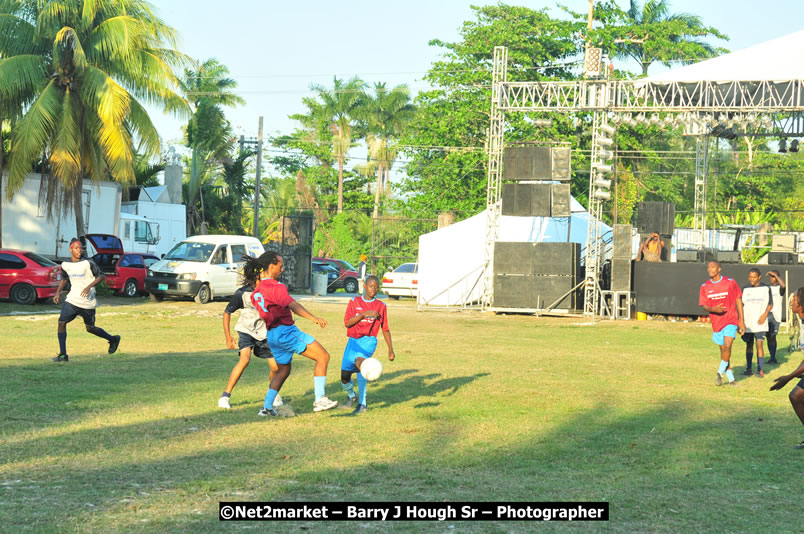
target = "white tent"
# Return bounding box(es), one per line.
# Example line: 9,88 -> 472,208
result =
644,29 -> 804,83
417,197 -> 611,307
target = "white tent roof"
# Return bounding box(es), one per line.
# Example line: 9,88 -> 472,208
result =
644,29 -> 804,83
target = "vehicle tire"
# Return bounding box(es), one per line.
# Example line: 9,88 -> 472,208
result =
344,278 -> 358,294
388,295 -> 400,300
326,286 -> 336,293
10,283 -> 37,305
194,284 -> 212,304
150,292 -> 164,302
123,279 -> 138,297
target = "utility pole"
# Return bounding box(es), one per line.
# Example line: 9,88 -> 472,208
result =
253,116 -> 263,239
239,117 -> 265,240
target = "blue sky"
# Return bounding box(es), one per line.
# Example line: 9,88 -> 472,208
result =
150,0 -> 804,165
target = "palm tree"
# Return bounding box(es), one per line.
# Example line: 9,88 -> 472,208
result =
179,58 -> 244,234
615,0 -> 727,76
362,83 -> 416,217
0,0 -> 190,237
309,76 -> 366,214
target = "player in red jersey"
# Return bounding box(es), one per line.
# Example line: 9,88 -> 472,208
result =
699,261 -> 745,386
340,275 -> 395,414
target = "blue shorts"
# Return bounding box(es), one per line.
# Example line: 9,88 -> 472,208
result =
341,337 -> 378,372
59,301 -> 95,326
712,324 -> 738,346
237,332 -> 273,359
265,324 -> 315,365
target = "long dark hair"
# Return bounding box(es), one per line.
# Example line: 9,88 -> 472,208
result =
241,251 -> 280,287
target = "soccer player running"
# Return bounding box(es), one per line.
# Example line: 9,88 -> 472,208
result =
699,261 -> 745,386
765,270 -> 786,364
52,238 -> 120,362
769,287 -> 804,449
249,251 -> 338,417
218,259 -> 284,410
741,268 -> 773,378
340,275 -> 395,415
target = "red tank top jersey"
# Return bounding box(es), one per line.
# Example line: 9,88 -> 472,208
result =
251,278 -> 295,329
345,296 -> 389,338
699,276 -> 742,332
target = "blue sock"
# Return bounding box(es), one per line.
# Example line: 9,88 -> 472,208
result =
341,379 -> 356,398
357,372 -> 368,406
725,369 -> 735,382
58,332 -> 67,355
757,357 -> 764,372
718,360 -> 729,374
263,389 -> 278,409
314,376 -> 326,401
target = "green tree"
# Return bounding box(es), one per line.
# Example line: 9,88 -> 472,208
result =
361,82 -> 416,217
0,0 -> 189,237
400,4 -> 584,218
610,0 -> 728,75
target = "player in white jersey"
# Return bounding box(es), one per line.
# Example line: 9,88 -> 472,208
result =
741,268 -> 773,378
52,238 -> 120,362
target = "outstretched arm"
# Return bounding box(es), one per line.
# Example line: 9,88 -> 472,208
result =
288,300 -> 327,328
770,359 -> 804,391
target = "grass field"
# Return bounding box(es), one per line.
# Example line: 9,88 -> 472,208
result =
1,296 -> 802,533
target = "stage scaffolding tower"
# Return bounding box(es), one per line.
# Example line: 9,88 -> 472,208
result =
481,46 -> 804,318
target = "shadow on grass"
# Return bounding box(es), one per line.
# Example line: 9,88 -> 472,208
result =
3,398 -> 802,533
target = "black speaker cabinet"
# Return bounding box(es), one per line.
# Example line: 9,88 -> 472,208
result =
610,257 -> 632,291
503,146 -> 570,181
550,183 -> 570,217
768,252 -> 798,265
716,250 -> 741,263
532,275 -> 577,309
551,147 -> 571,181
637,201 -> 675,236
613,224 -> 632,259
493,242 -> 532,275
493,274 -> 533,308
532,242 -> 581,277
531,183 -> 551,217
677,249 -> 701,262
501,183 -> 518,216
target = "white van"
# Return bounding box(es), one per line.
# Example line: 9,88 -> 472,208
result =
144,235 -> 264,304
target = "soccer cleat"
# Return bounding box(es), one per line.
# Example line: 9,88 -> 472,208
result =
756,370 -> 765,378
52,354 -> 69,362
794,441 -> 804,450
344,396 -> 357,408
218,396 -> 231,409
768,358 -> 778,365
728,381 -> 738,387
715,372 -> 724,386
273,394 -> 284,408
108,335 -> 121,354
742,368 -> 753,376
258,407 -> 279,417
312,396 -> 338,412
352,404 -> 368,415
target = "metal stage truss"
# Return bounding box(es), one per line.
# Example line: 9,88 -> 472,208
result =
482,45 -> 804,318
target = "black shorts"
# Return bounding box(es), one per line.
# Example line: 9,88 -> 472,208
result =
237,332 -> 273,359
797,377 -> 804,390
767,314 -> 780,336
59,301 -> 95,326
741,331 -> 767,342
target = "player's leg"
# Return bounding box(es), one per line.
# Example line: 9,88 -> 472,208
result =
82,308 -> 120,353
742,333 -> 754,375
260,361 -> 292,417
755,336 -> 765,377
340,338 -> 359,407
767,316 -> 779,363
53,303 -> 78,362
300,340 -> 338,411
717,331 -> 737,385
789,385 -> 804,449
219,346 -> 252,409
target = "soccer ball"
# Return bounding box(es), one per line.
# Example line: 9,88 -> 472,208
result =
360,358 -> 383,381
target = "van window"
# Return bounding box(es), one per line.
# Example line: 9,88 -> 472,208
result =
123,221 -> 131,239
165,242 -> 215,262
211,246 -> 229,265
231,244 -> 246,262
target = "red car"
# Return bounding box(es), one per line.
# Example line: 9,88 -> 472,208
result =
87,234 -> 160,297
0,249 -> 62,305
312,257 -> 360,293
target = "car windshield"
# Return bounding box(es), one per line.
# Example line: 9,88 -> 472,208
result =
24,252 -> 58,267
335,260 -> 356,271
164,242 -> 215,262
394,263 -> 417,273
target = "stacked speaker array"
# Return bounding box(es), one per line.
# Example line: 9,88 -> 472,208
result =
610,224 -> 632,291
493,242 -> 582,309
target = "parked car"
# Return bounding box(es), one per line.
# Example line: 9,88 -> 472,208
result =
90,253 -> 160,297
145,235 -> 265,304
381,263 -> 419,299
312,257 -> 360,293
0,249 -> 62,305
312,261 -> 341,292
